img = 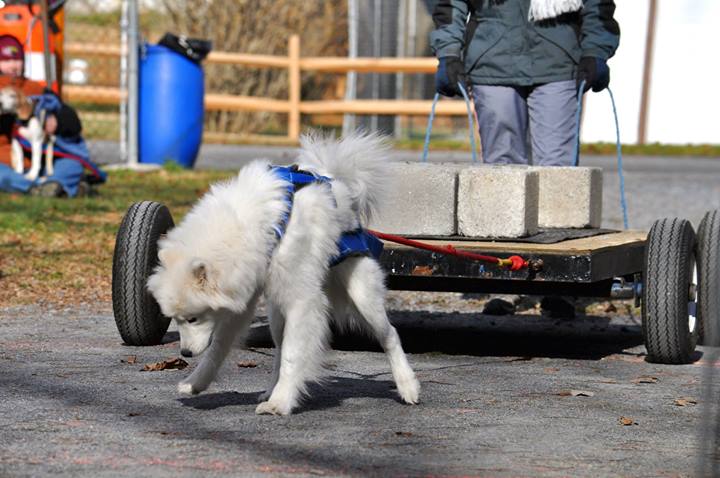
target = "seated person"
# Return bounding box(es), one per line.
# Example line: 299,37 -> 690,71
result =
0,35 -> 105,197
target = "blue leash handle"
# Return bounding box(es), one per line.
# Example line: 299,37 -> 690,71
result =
574,80 -> 629,230
422,82 -> 478,164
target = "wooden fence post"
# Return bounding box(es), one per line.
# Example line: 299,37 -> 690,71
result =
638,0 -> 657,146
288,35 -> 301,141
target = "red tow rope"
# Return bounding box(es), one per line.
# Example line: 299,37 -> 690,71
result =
368,230 -> 528,271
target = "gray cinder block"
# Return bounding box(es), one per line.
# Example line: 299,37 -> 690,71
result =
531,166 -> 603,228
369,162 -> 458,236
458,166 -> 539,238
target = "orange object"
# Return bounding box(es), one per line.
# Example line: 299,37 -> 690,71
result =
0,2 -> 64,92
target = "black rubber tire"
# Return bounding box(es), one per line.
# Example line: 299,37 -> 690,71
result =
697,210 -> 720,346
112,201 -> 174,346
642,218 -> 698,364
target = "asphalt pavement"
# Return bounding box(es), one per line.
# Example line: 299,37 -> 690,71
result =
0,301 -> 715,477
90,140 -> 720,230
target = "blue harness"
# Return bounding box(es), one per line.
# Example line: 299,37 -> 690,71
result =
270,165 -> 383,266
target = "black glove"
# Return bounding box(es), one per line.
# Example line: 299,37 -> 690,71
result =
577,57 -> 610,93
435,56 -> 466,97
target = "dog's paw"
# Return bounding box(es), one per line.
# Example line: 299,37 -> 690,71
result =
255,400 -> 292,416
396,375 -> 421,405
177,381 -> 199,395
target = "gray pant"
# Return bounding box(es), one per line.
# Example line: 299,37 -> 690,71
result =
471,80 -> 578,166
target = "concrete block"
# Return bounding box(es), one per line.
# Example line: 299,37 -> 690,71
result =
531,166 -> 603,228
457,166 -> 539,238
369,162 -> 458,236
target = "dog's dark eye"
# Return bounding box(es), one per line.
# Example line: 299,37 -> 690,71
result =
187,317 -> 198,324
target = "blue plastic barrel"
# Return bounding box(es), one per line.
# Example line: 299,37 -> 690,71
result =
139,44 -> 204,168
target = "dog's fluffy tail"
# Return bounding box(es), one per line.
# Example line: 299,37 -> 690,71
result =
297,131 -> 391,225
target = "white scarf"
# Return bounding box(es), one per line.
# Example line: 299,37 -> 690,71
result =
528,0 -> 583,21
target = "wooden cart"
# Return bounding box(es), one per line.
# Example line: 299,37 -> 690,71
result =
111,201 -> 720,365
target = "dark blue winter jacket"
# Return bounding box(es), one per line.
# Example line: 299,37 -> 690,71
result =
430,0 -> 620,86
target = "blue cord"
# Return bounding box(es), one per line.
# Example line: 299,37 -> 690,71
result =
421,92 -> 440,163
573,80 -> 586,167
458,84 -> 479,164
607,87 -> 629,230
422,82 -> 478,163
574,81 -> 629,229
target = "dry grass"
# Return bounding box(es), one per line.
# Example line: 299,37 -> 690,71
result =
0,167 -> 233,307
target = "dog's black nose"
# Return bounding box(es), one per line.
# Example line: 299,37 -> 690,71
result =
180,348 -> 193,358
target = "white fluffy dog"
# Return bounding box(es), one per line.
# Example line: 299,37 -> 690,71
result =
147,133 -> 420,415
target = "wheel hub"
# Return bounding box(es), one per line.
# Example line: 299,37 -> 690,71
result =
688,261 -> 698,334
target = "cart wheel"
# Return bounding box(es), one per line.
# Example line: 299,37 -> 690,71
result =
697,210 -> 720,346
112,201 -> 174,345
642,218 -> 698,364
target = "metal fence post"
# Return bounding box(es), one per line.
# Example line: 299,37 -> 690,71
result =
38,0 -> 53,86
288,34 -> 301,142
120,0 -> 129,163
342,0 -> 358,137
127,0 -> 139,166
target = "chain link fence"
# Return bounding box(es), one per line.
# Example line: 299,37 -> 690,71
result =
56,0 -> 467,163
62,0 -> 123,163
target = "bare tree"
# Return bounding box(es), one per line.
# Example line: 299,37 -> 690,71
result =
161,0 -> 347,136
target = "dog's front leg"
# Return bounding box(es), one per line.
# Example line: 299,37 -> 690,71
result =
23,120 -> 43,181
255,298 -> 330,416
10,138 -> 24,174
178,305 -> 256,395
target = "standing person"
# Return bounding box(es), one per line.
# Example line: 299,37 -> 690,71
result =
0,34 -> 105,197
431,0 -> 620,316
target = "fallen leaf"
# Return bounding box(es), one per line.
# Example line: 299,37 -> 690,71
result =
141,358 -> 189,372
121,355 -> 137,364
674,398 -> 698,407
127,412 -> 141,417
604,303 -> 618,313
557,390 -> 595,397
395,431 -> 413,437
544,367 -> 560,373
619,416 -> 637,426
411,265 -> 434,276
632,376 -> 658,384
237,360 -> 258,368
598,378 -> 618,384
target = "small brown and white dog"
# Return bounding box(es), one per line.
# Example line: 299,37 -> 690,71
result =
0,86 -> 55,181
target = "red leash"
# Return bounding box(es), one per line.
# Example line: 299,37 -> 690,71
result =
368,230 -> 528,271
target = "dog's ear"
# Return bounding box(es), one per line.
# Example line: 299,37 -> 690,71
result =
158,247 -> 180,266
190,259 -> 208,286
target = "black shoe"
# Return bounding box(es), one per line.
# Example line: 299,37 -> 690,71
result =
482,298 -> 516,316
540,296 -> 576,319
29,181 -> 65,198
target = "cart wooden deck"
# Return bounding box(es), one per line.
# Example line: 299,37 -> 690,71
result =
380,230 -> 647,298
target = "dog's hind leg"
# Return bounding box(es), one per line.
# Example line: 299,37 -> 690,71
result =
178,304 -> 257,395
258,301 -> 285,402
44,137 -> 55,178
339,257 -> 420,405
255,296 -> 330,415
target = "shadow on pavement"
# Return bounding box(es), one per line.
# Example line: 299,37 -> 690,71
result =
179,377 -> 403,414
247,311 -> 644,361
179,390 -> 261,410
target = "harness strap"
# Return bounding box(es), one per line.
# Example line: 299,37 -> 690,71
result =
269,165 -> 383,265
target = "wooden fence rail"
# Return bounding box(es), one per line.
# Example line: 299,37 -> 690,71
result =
63,34 -> 454,142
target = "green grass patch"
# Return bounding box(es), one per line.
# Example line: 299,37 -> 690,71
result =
0,168 -> 233,306
394,137 -> 720,157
